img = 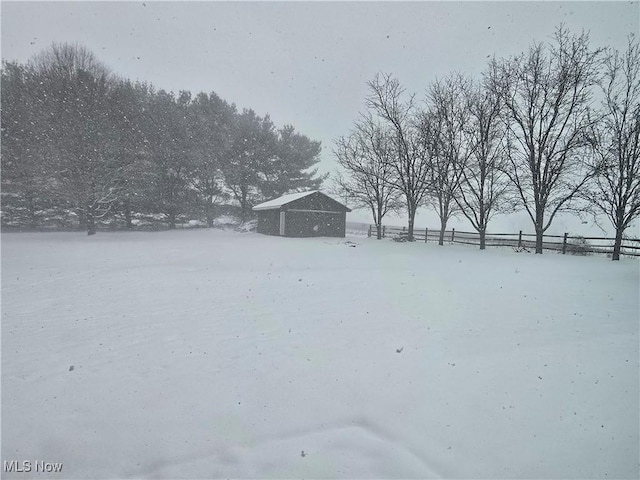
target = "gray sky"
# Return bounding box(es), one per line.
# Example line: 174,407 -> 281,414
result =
2,1 -> 639,231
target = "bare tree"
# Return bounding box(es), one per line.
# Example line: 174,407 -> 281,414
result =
426,74 -> 469,245
30,42 -> 111,81
495,27 -> 601,253
334,116 -> 402,239
455,71 -> 514,249
585,36 -> 640,260
366,73 -> 432,241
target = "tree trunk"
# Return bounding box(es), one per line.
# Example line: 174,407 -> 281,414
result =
77,209 -> 87,231
87,210 -> 96,236
25,191 -> 38,228
376,209 -> 383,240
535,210 -> 544,254
239,187 -> 249,222
438,218 -> 447,246
612,227 -> 623,261
168,211 -> 176,229
479,228 -> 486,250
207,194 -> 219,228
535,226 -> 544,254
123,199 -> 133,230
407,208 -> 416,242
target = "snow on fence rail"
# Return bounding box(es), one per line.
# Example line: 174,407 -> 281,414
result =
368,224 -> 640,257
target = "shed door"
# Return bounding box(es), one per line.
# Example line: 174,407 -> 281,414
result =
279,211 -> 286,236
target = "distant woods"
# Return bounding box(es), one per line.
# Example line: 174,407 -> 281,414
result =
335,26 -> 640,259
1,42 -> 326,235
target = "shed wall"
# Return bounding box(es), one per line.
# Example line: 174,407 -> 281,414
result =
256,210 -> 280,236
285,211 -> 346,238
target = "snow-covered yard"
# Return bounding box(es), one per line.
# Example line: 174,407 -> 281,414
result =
2,229 -> 638,479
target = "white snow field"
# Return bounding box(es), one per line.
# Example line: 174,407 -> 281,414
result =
2,229 -> 638,479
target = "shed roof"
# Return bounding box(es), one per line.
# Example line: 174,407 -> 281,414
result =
252,190 -> 350,211
252,191 -> 319,211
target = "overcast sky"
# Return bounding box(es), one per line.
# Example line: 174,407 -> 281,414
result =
2,1 -> 639,231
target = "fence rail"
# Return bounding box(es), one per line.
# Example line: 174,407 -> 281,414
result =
367,224 -> 640,257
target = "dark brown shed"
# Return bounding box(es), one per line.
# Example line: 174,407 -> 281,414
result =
252,191 -> 351,238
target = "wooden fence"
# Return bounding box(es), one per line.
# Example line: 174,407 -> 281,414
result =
368,224 -> 640,257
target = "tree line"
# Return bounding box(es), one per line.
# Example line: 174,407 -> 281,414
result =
1,43 -> 326,235
335,27 -> 640,260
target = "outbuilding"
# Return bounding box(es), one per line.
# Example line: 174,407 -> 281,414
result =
252,190 -> 351,238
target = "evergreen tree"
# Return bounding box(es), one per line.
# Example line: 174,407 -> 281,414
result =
142,89 -> 194,228
28,43 -> 123,235
1,61 -> 51,227
2,42 -> 329,230
108,80 -> 152,229
223,109 -> 277,220
263,125 -> 326,199
187,92 -> 236,227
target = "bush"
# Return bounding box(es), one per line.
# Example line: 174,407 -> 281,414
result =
566,236 -> 591,256
393,232 -> 408,242
236,220 -> 257,233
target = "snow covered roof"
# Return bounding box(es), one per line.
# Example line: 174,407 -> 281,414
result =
252,190 -> 320,211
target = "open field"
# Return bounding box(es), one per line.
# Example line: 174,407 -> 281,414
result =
2,229 -> 639,478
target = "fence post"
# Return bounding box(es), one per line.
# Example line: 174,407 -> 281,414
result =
425,228 -> 428,243
518,230 -> 522,248
383,225 -> 386,238
451,228 -> 455,243
368,225 -> 372,238
562,232 -> 568,254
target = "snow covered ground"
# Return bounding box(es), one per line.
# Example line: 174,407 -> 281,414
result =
2,229 -> 638,479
